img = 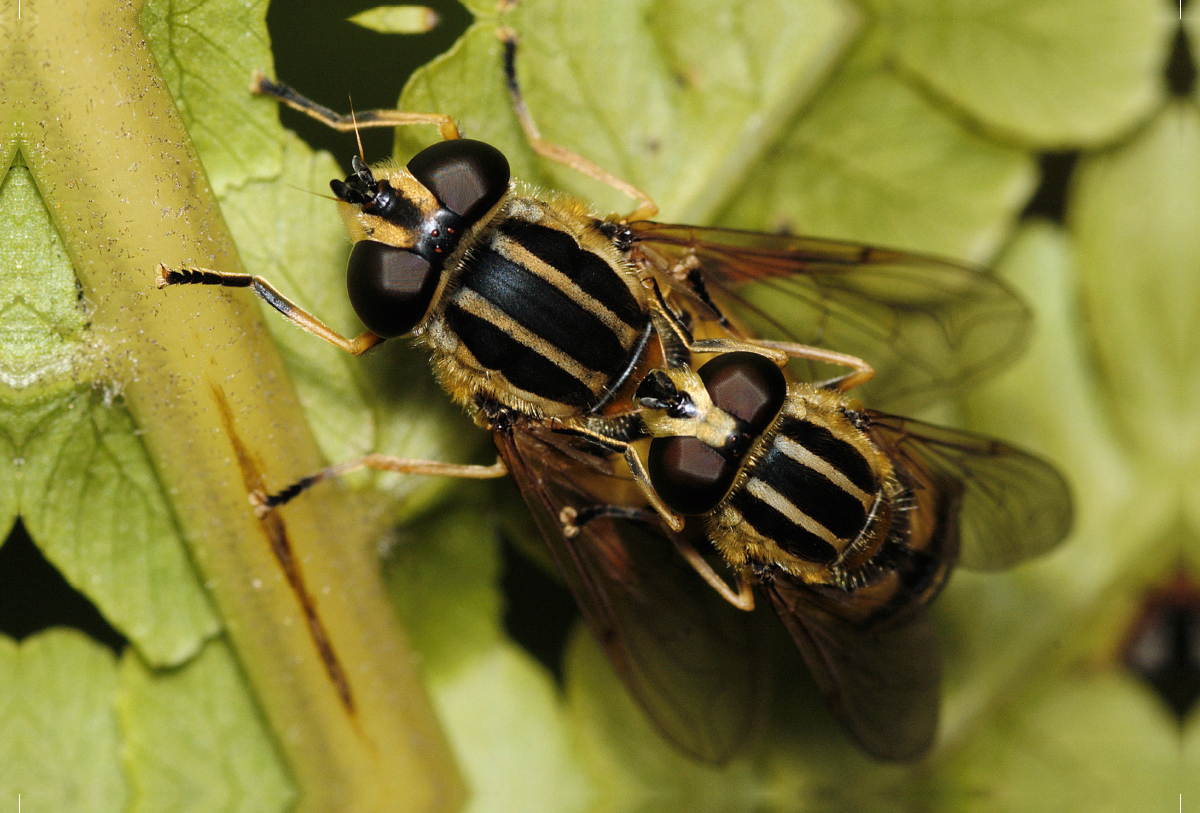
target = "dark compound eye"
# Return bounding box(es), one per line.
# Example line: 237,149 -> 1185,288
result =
698,352 -> 786,435
407,139 -> 510,225
346,240 -> 440,338
647,436 -> 739,516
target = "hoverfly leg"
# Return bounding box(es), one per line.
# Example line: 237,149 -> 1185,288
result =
751,340 -> 876,391
622,447 -> 685,532
668,536 -> 756,612
682,266 -> 732,327
647,282 -> 788,366
552,413 -> 685,533
156,264 -> 385,356
559,500 -> 754,611
687,336 -> 875,391
497,28 -> 658,221
689,337 -> 791,365
253,454 -> 507,517
559,504 -> 661,536
251,72 -> 462,142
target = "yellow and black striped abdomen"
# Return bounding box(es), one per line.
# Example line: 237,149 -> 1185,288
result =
727,396 -> 885,569
441,217 -> 650,415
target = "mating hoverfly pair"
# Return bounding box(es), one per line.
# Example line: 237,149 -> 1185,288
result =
157,40 -> 1072,762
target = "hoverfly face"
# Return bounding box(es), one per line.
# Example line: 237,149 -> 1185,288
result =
332,140 -> 511,338
640,352 -> 896,575
638,353 -> 787,517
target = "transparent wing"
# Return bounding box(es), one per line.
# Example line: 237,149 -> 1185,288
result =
864,412 -> 1073,571
627,222 -> 1030,411
494,425 -> 763,763
764,579 -> 941,761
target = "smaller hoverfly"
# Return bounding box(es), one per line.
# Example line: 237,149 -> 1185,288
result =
560,305 -> 1072,759
155,33 -> 1051,763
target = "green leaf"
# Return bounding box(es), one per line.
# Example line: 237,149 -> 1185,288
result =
398,0 -> 862,221
119,638 -> 296,813
0,630 -> 127,812
937,646 -> 1186,810
386,494 -> 505,681
19,388 -> 221,665
1070,101 -> 1200,474
141,0 -> 282,194
868,0 -> 1171,148
718,31 -> 1035,260
386,494 -> 593,812
564,628 -> 776,813
434,645 -> 593,813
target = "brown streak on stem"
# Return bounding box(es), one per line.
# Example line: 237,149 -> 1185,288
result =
211,385 -> 357,714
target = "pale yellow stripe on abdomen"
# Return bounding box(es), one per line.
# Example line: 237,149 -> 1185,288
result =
495,235 -> 639,346
774,435 -> 874,509
453,288 -> 606,391
745,478 -> 843,546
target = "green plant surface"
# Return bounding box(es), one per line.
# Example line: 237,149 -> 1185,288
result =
2,0 -> 1196,811
0,630 -> 127,811
864,0 -> 1171,148
119,638 -> 295,813
386,503 -> 594,813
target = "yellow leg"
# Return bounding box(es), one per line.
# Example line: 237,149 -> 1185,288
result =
254,455 -> 508,516
669,537 -> 756,611
496,28 -> 659,221
156,264 -> 385,356
251,72 -> 462,142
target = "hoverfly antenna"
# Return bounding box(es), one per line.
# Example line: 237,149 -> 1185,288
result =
348,96 -> 365,164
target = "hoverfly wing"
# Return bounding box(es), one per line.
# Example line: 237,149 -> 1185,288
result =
494,426 -> 762,764
864,412 -> 1073,571
764,579 -> 941,760
627,223 -> 1029,412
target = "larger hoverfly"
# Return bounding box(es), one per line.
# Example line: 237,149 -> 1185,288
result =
156,35 -> 1049,762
